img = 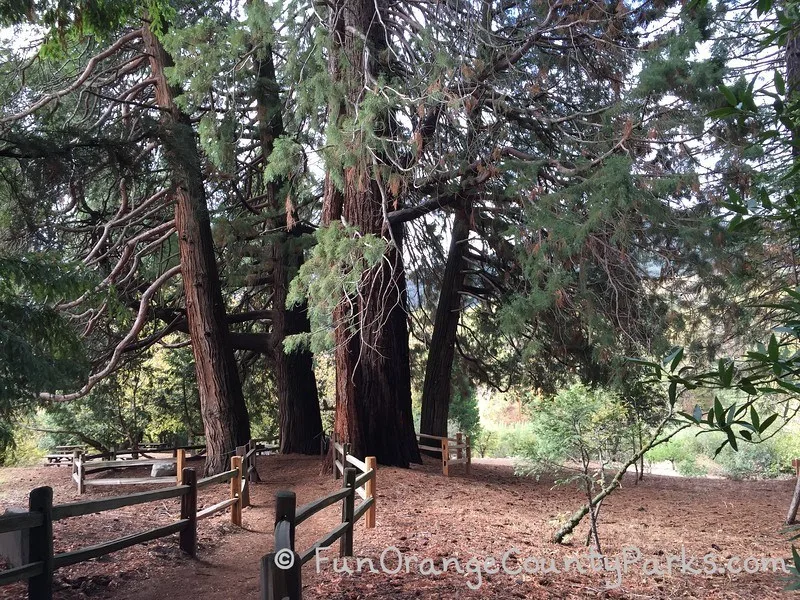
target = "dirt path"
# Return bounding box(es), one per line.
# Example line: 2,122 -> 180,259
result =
0,455 -> 793,599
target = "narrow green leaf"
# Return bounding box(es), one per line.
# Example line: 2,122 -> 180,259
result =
726,403 -> 736,425
670,348 -> 684,372
668,381 -> 678,406
768,334 -> 780,360
714,397 -> 726,426
720,85 -> 737,106
775,70 -> 786,95
759,413 -> 778,434
713,439 -> 729,458
726,429 -> 738,451
750,406 -> 761,432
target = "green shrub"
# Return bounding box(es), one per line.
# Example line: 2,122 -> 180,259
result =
674,456 -> 709,477
646,426 -> 793,480
646,430 -> 704,473
514,383 -> 632,476
473,428 -> 499,457
2,428 -> 46,466
494,424 -> 537,458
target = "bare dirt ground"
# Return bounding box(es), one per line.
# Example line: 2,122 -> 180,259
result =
0,454 -> 794,599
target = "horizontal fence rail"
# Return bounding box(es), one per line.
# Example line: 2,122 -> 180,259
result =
330,434 -> 377,529
261,446 -> 377,600
415,432 -> 472,476
1,450 -> 252,599
70,437 -> 272,494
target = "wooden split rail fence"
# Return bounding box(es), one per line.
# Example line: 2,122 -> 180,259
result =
330,434 -> 377,526
261,454 -> 377,600
71,438 -> 277,493
0,456 -> 250,599
416,433 -> 471,476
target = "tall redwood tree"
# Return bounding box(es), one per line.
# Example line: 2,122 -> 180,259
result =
142,23 -> 250,473
324,0 -> 421,466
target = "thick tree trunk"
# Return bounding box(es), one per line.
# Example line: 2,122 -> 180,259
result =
324,0 -> 421,466
142,24 -> 250,474
273,249 -> 324,454
419,204 -> 471,440
253,44 -> 323,455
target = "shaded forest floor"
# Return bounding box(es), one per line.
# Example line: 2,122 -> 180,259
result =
0,454 -> 793,599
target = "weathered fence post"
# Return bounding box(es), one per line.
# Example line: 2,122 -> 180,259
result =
28,486 -> 54,600
73,450 -> 85,494
342,443 -> 350,480
332,433 -> 339,480
275,491 -> 296,548
465,435 -> 471,475
231,456 -> 243,526
456,432 -> 463,460
71,450 -> 78,487
341,468 -> 356,557
261,491 -> 300,600
365,457 -> 377,529
179,468 -> 197,556
236,445 -> 250,508
441,438 -> 449,477
176,449 -> 186,485
248,439 -> 261,483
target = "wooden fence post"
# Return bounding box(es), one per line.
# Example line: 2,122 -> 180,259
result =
465,435 -> 471,475
341,468 -> 356,557
441,439 -> 449,477
71,450 -> 78,488
261,551 -> 300,600
236,445 -> 250,508
332,433 -> 339,480
179,468 -> 197,556
73,450 -> 85,494
176,449 -> 186,485
248,439 -> 262,483
456,432 -> 463,460
231,456 -> 243,526
275,491 -> 296,548
28,486 -> 54,600
365,457 -> 377,529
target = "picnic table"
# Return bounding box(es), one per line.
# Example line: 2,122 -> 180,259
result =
44,445 -> 86,465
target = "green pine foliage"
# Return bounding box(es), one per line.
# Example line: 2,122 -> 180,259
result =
0,252 -> 92,456
285,223 -> 387,354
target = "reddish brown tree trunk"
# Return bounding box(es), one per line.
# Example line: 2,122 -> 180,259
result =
324,0 -> 420,466
142,24 -> 250,474
254,45 -> 323,455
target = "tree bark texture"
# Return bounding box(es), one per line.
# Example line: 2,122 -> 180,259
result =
142,24 -> 250,474
324,0 -> 421,466
254,43 -> 324,455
